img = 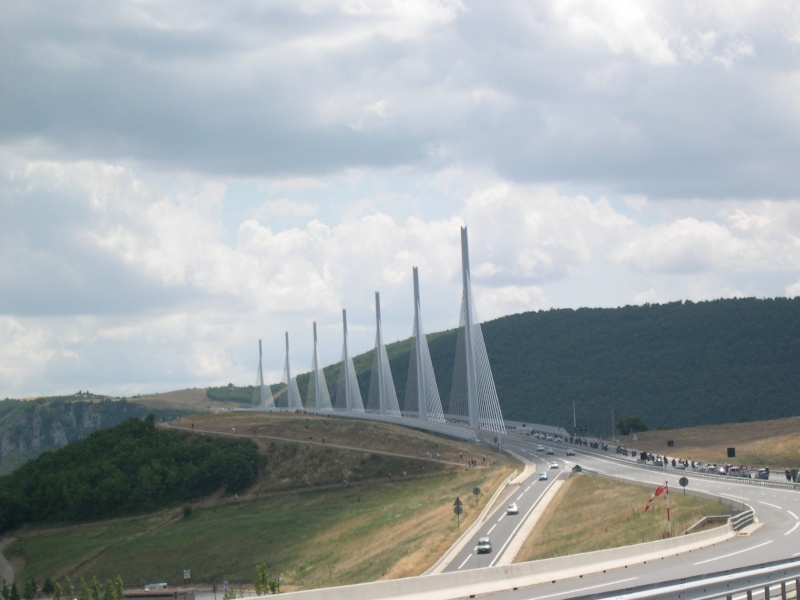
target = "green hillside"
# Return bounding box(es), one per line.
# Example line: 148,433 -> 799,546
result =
0,415 -> 261,533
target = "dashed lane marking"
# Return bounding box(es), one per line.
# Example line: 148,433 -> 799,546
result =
694,540 -> 772,565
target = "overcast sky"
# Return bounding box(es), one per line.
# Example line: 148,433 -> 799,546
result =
3,1 -> 800,400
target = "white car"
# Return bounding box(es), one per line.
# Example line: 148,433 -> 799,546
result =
536,444 -> 545,451
538,471 -> 548,481
477,537 -> 492,553
550,461 -> 559,469
507,502 -> 519,515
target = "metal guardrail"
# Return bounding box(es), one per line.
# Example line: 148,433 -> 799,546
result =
569,557 -> 800,599
729,508 -> 755,531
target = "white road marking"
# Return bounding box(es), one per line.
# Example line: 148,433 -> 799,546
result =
724,494 -> 749,501
487,523 -> 497,534
760,501 -> 783,509
784,522 -> 800,536
457,554 -> 471,570
694,540 -> 773,565
788,510 -> 798,519
530,577 -> 639,599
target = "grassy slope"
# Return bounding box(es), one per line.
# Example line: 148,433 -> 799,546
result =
9,413 -> 515,592
621,416 -> 800,470
515,474 -> 730,562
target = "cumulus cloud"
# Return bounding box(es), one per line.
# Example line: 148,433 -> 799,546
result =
3,2 -> 800,398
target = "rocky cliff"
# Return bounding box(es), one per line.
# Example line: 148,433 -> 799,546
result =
0,397 -> 152,475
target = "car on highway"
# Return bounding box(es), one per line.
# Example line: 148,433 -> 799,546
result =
550,461 -> 559,469
476,537 -> 492,553
546,448 -> 555,455
507,502 -> 519,515
536,444 -> 545,451
538,471 -> 548,481
566,449 -> 575,456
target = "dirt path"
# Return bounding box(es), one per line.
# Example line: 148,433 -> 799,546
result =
0,536 -> 15,584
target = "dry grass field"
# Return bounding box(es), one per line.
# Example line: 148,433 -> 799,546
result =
625,416 -> 800,469
515,474 -> 732,563
173,412 -> 490,464
129,388 -> 213,411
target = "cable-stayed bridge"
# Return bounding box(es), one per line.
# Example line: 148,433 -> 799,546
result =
252,227 -> 506,437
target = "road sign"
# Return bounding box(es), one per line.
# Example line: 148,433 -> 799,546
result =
453,497 -> 463,528
679,476 -> 688,495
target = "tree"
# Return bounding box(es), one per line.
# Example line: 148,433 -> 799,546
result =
77,579 -> 90,600
62,578 -> 73,600
90,578 -> 100,600
22,578 -> 35,600
53,584 -> 61,600
2,581 -> 10,600
254,564 -> 281,596
617,416 -> 648,435
254,564 -> 269,596
113,577 -> 123,600
10,583 -> 19,600
43,579 -> 54,598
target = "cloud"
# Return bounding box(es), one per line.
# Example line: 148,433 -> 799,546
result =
3,2 -> 800,399
2,0 -> 798,200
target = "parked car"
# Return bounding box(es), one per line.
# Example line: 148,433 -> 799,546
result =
507,502 -> 519,515
538,471 -> 548,481
477,537 -> 492,553
757,468 -> 770,480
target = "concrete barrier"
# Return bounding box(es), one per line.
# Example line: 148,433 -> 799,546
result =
275,522 -> 735,600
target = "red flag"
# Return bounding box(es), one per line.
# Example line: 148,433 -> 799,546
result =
644,485 -> 666,511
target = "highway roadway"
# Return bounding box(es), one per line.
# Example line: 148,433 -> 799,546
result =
443,450 -> 564,573
465,432 -> 800,598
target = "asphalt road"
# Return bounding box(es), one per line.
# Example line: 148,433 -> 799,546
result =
443,454 -> 564,572
471,433 -> 800,599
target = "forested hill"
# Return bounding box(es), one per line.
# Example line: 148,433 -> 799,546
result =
305,297 -> 800,435
478,297 -> 800,433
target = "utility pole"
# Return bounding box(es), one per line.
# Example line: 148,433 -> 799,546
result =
611,405 -> 615,440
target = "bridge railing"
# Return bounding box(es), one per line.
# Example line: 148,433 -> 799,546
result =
567,557 -> 800,600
